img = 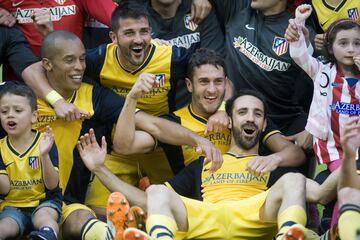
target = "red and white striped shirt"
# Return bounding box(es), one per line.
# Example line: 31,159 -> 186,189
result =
313,72 -> 360,165
290,18 -> 360,166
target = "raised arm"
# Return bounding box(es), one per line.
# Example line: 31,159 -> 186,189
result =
112,73 -> 158,155
135,111 -> 222,172
286,4 -> 321,80
77,129 -> 147,208
339,117 -> 360,190
112,73 -> 223,172
39,127 -> 59,190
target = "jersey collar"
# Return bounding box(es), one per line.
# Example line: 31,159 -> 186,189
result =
115,43 -> 156,75
6,130 -> 41,158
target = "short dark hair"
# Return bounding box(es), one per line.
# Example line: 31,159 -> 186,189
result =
187,48 -> 226,80
323,19 -> 360,64
41,30 -> 80,59
111,0 -> 149,32
225,89 -> 267,118
0,83 -> 37,111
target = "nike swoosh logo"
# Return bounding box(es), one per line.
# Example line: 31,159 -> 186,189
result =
12,0 -> 25,7
5,162 -> 14,168
203,168 -> 210,172
245,24 -> 255,30
320,20 -> 330,27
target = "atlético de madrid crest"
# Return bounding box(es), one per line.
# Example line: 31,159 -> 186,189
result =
348,8 -> 359,21
272,36 -> 288,56
29,156 -> 39,169
184,14 -> 198,31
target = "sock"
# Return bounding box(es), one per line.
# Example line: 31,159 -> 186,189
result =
276,205 -> 307,240
81,218 -> 107,240
40,226 -> 57,237
338,204 -> 360,240
319,224 -> 339,240
146,214 -> 177,240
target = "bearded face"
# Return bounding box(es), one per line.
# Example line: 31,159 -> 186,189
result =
232,121 -> 262,150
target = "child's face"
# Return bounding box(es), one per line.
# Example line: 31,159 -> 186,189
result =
331,28 -> 360,69
0,93 -> 37,137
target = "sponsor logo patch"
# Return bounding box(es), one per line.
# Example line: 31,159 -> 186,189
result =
233,36 -> 291,72
14,5 -> 76,23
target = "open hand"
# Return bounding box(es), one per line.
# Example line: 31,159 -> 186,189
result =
40,126 -> 54,156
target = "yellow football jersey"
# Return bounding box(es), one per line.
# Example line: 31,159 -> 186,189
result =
313,0 -> 360,31
201,154 -> 269,203
34,83 -> 125,204
34,84 -> 94,197
160,105 -> 279,174
160,105 -> 231,174
0,131 -> 60,209
100,41 -> 172,116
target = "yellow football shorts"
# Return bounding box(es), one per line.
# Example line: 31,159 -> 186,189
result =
176,191 -> 277,240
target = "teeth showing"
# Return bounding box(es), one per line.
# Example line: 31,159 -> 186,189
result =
132,47 -> 143,53
71,75 -> 82,80
205,96 -> 216,100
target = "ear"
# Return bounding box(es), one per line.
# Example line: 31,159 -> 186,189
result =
42,58 -> 52,71
109,31 -> 117,44
185,78 -> 193,93
228,117 -> 232,129
31,110 -> 38,124
262,118 -> 267,132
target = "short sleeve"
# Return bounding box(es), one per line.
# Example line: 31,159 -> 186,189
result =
0,152 -> 7,174
48,142 -> 59,170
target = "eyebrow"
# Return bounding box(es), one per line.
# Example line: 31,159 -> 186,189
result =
237,107 -> 264,112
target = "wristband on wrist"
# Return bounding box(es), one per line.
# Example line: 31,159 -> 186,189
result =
45,90 -> 63,106
218,101 -> 226,111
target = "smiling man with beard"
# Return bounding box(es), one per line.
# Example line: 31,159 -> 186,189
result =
134,90 -> 313,240
78,89 -> 321,240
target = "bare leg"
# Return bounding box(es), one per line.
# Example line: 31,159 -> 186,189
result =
261,172 -> 306,222
305,168 -> 339,205
146,185 -> 188,231
62,209 -> 96,240
0,217 -> 20,239
89,206 -> 106,222
338,187 -> 360,207
32,207 -> 59,233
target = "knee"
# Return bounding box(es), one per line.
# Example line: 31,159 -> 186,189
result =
62,209 -> 94,239
338,187 -> 360,207
146,184 -> 172,204
0,219 -> 20,238
280,172 -> 306,189
33,207 -> 59,229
